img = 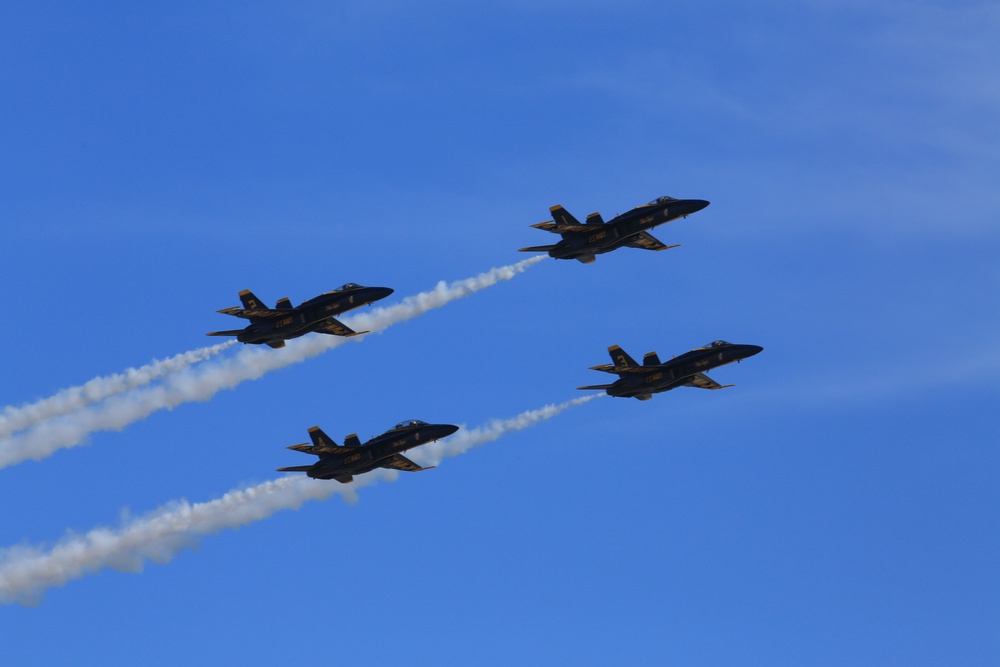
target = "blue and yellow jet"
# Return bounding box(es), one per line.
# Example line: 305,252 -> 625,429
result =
207,283 -> 393,348
519,195 -> 709,264
579,340 -> 762,401
278,420 -> 459,484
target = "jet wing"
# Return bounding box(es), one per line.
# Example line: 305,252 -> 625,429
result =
217,307 -> 288,319
588,363 -> 647,374
683,373 -> 734,390
287,442 -> 361,456
530,222 -> 595,234
624,232 -> 680,252
379,453 -> 435,473
277,465 -> 314,473
315,317 -> 368,338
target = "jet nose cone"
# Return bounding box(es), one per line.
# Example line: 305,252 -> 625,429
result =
688,199 -> 710,213
426,424 -> 460,441
745,345 -> 763,357
373,287 -> 394,301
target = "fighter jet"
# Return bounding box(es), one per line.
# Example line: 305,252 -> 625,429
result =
277,419 -> 460,483
207,283 -> 393,349
578,340 -> 763,401
518,195 -> 709,264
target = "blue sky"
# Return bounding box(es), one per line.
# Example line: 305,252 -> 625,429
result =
1,1 -> 997,664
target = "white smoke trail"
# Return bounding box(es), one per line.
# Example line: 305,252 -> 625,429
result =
0,342 -> 236,441
0,394 -> 600,606
410,394 -> 602,467
0,257 -> 545,470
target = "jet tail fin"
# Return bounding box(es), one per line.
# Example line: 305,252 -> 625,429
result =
585,212 -> 604,225
216,290 -> 273,323
275,297 -> 293,310
308,426 -> 339,449
550,205 -> 581,228
643,352 -> 662,366
239,290 -> 268,312
343,434 -> 361,448
608,345 -> 639,370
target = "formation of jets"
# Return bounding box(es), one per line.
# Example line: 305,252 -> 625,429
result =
203,194 -> 761,483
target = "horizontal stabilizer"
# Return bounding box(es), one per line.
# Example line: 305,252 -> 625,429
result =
277,465 -> 314,473
518,244 -> 558,252
588,364 -> 617,373
578,384 -> 615,391
206,329 -> 244,337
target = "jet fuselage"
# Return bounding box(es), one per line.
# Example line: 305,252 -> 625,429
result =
583,341 -> 763,400
547,197 -> 709,262
300,422 -> 459,481
234,285 -> 393,345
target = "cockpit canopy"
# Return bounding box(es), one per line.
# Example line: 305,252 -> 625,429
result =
647,196 -> 678,205
706,340 -> 731,348
392,419 -> 428,430
335,283 -> 363,291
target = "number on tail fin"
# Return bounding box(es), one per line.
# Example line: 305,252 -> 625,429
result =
239,290 -> 268,312
608,345 -> 639,369
549,205 -> 582,227
308,426 -> 339,449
